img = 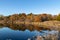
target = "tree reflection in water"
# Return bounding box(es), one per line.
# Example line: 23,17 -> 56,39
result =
0,24 -> 59,40
0,23 -> 51,31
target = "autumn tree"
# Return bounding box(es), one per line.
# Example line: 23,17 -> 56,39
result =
10,14 -> 19,21
19,13 -> 26,21
33,15 -> 40,22
26,13 -> 34,22
39,13 -> 53,22
40,14 -> 48,22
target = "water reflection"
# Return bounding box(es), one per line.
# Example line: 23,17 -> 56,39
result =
0,24 -> 59,40
0,24 -> 51,31
0,27 -> 42,40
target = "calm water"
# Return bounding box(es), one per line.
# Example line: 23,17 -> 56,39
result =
0,27 -> 59,40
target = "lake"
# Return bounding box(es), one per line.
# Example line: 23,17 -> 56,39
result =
0,27 -> 59,40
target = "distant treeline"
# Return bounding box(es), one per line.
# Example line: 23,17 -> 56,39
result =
0,13 -> 60,22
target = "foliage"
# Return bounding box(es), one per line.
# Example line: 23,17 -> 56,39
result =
56,14 -> 60,21
0,15 -> 4,20
0,13 -> 60,22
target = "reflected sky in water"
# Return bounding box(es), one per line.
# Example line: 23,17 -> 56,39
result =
0,27 -> 59,40
0,27 -> 40,40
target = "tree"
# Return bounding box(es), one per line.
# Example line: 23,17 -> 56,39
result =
33,15 -> 40,22
56,14 -> 60,21
40,14 -> 48,22
27,13 -> 34,22
0,15 -> 4,20
10,14 -> 19,21
0,17 -> 4,20
52,15 -> 57,20
19,13 -> 26,21
39,14 -> 53,22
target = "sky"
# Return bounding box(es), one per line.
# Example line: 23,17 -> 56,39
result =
0,0 -> 60,16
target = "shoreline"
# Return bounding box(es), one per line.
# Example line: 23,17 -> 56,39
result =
0,20 -> 60,31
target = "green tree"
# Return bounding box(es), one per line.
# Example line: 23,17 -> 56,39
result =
0,15 -> 4,20
56,14 -> 60,21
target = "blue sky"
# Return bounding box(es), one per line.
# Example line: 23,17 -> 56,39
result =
0,0 -> 60,16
